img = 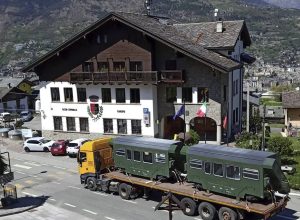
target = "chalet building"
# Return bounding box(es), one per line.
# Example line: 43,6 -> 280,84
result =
22,12 -> 251,143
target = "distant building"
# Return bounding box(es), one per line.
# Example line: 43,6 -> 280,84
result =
282,91 -> 300,128
22,12 -> 252,143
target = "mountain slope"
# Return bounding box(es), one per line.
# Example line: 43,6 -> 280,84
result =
263,0 -> 300,9
0,0 -> 299,68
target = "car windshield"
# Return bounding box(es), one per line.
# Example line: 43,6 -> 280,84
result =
52,143 -> 61,148
20,113 -> 28,116
40,139 -> 51,144
68,143 -> 78,147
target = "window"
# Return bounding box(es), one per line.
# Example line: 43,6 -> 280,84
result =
198,88 -> 209,103
131,120 -> 141,134
98,62 -> 109,72
113,62 -> 125,71
27,140 -> 39,144
236,79 -> 239,95
182,87 -> 192,103
103,119 -> 113,133
64,88 -> 73,102
143,152 -> 153,164
226,165 -> 240,180
77,88 -> 86,102
51,88 -> 60,102
155,153 -> 166,163
133,151 -> 141,162
78,152 -> 87,163
190,159 -> 202,169
223,85 -> 227,101
233,80 -> 236,96
233,109 -> 236,124
53,116 -> 62,131
204,162 -> 211,174
116,88 -> 126,103
235,108 -> 238,123
66,117 -> 76,131
130,88 -> 140,103
127,149 -> 132,160
117,119 -> 127,134
243,168 -> 259,180
166,87 -> 177,103
102,88 -> 111,103
80,118 -> 89,132
116,149 -> 125,156
213,163 -> 224,177
82,62 -> 94,72
130,61 -> 143,71
165,60 -> 177,70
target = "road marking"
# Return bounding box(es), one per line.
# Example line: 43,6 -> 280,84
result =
53,166 -> 66,170
105,217 -> 116,220
22,192 -> 37,197
14,164 -> 31,169
194,218 -> 203,220
49,198 -> 56,201
24,162 -> 40,166
277,215 -> 299,220
14,158 -> 24,161
52,181 -> 61,184
93,192 -> 108,197
122,200 -> 137,204
64,203 -> 76,208
68,186 -> 81,190
289,192 -> 300,197
25,180 -> 35,184
15,171 -> 26,175
82,209 -> 97,215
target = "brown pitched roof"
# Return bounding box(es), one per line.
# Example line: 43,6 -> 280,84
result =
22,12 -> 245,74
173,20 -> 251,50
282,91 -> 300,108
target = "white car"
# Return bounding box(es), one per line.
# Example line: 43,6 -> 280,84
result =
23,137 -> 55,152
66,138 -> 90,157
0,112 -> 11,122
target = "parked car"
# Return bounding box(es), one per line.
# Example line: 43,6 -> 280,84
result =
23,137 -> 55,152
0,112 -> 11,122
66,138 -> 90,158
51,140 -> 69,156
20,111 -> 33,122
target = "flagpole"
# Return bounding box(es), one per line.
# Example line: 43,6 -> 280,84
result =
226,101 -> 229,146
183,99 -> 186,143
204,112 -> 207,144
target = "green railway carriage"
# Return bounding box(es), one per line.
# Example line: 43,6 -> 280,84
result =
186,144 -> 290,200
112,136 -> 183,180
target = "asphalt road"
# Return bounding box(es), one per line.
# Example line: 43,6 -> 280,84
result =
1,140 -> 300,220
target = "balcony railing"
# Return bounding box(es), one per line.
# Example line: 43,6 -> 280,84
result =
70,71 -> 158,84
159,70 -> 184,83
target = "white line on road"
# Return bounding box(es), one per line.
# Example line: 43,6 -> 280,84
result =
15,171 -> 26,175
49,198 -> 56,201
105,217 -> 116,220
194,218 -> 203,220
22,192 -> 37,197
53,166 -> 66,170
289,192 -> 300,197
68,186 -> 81,190
13,158 -> 24,161
122,200 -> 137,204
82,209 -> 97,215
64,203 -> 76,208
14,164 -> 31,169
24,162 -> 40,166
52,181 -> 61,184
93,192 -> 108,197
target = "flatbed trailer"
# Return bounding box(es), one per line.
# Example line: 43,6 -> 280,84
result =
85,170 -> 288,220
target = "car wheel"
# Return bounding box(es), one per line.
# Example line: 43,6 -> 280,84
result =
43,147 -> 49,152
198,202 -> 216,220
86,177 -> 98,191
181,197 -> 197,216
24,147 -> 30,152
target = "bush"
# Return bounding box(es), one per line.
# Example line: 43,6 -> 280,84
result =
188,129 -> 200,145
267,136 -> 293,157
235,132 -> 261,150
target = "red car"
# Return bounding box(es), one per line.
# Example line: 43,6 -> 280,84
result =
51,140 -> 69,156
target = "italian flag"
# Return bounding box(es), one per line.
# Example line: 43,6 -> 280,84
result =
197,102 -> 207,117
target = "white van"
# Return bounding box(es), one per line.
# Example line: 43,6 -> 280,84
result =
0,112 -> 11,122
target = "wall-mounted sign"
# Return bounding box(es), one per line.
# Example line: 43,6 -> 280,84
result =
87,102 -> 103,121
89,95 -> 99,102
62,108 -> 77,111
143,108 -> 150,127
117,110 -> 125,113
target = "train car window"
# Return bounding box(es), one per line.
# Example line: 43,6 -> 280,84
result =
155,153 -> 166,163
213,163 -> 224,177
190,159 -> 202,169
126,149 -> 132,160
116,149 -> 125,156
243,168 -> 259,180
204,162 -> 211,174
133,151 -> 141,162
226,165 -> 240,180
143,152 -> 153,164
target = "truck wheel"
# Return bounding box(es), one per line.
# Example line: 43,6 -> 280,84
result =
24,147 -> 30,152
218,207 -> 238,220
43,147 -> 49,152
198,202 -> 216,220
181,197 -> 197,216
118,183 -> 132,200
86,177 -> 98,191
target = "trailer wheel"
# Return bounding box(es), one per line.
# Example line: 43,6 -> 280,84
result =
86,177 -> 97,191
181,197 -> 197,216
118,183 -> 132,200
198,202 -> 216,220
218,207 -> 238,220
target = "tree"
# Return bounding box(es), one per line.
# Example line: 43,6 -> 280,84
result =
188,129 -> 200,145
267,136 -> 293,157
235,131 -> 261,150
250,108 -> 262,133
0,154 -> 8,175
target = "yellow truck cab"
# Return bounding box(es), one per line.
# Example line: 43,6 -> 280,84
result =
78,137 -> 113,190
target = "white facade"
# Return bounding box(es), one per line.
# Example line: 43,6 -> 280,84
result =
40,82 -> 158,137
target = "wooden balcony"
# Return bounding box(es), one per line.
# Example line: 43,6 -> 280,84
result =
159,70 -> 184,83
70,71 -> 158,84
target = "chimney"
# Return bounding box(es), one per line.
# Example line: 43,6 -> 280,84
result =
216,18 -> 223,33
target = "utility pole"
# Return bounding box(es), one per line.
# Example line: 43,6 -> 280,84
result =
262,104 -> 266,151
246,83 -> 250,132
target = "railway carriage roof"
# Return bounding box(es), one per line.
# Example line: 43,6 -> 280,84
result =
189,144 -> 276,166
113,136 -> 181,151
